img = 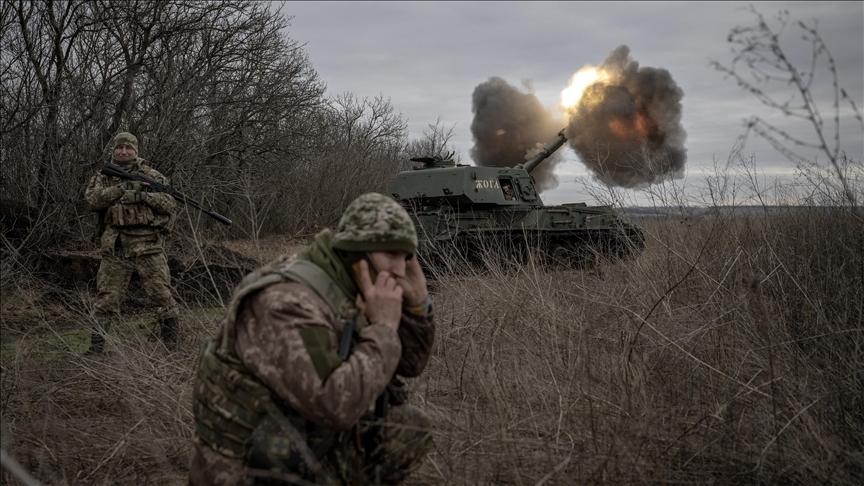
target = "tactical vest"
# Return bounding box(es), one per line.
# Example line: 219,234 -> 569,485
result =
100,165 -> 170,230
106,201 -> 156,227
193,255 -> 355,481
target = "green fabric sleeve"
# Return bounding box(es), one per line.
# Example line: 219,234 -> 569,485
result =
299,326 -> 343,381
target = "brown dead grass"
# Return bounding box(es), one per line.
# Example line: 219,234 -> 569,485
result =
2,195 -> 863,485
220,234 -> 312,264
407,205 -> 864,485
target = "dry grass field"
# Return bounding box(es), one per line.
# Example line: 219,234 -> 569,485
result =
2,196 -> 862,485
410,205 -> 863,485
2,3 -> 860,483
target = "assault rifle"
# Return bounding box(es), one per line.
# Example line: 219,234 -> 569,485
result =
101,161 -> 232,226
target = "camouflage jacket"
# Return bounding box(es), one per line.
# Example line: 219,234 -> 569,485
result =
189,247 -> 435,485
84,157 -> 175,257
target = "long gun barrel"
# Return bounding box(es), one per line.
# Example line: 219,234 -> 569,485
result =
521,128 -> 568,173
101,162 -> 232,226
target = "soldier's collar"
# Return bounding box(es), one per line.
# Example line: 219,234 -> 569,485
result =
112,156 -> 143,172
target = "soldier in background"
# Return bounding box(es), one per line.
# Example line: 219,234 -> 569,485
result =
502,183 -> 516,201
84,132 -> 179,354
189,192 -> 435,485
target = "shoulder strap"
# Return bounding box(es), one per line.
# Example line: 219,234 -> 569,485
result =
219,255 -> 292,353
277,259 -> 350,320
218,256 -> 352,354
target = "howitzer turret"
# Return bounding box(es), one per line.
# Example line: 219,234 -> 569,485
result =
387,128 -> 644,268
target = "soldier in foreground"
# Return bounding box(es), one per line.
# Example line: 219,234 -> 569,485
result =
189,193 -> 435,485
84,132 -> 179,353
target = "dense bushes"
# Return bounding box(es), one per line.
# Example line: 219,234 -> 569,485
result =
1,0 -> 415,251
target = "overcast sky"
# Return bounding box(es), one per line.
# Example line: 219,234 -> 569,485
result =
279,1 -> 863,205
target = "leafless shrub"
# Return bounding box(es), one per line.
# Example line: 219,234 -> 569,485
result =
405,118 -> 463,165
402,155 -> 862,484
710,6 -> 864,204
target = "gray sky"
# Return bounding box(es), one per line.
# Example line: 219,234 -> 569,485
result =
279,1 -> 863,205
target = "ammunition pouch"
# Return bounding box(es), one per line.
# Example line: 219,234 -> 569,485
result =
193,337 -> 271,458
122,189 -> 147,204
106,202 -> 155,227
194,336 -> 339,483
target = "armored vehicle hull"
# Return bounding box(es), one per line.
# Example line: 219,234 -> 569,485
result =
387,149 -> 644,268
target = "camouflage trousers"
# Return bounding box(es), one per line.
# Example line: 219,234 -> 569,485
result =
333,403 -> 433,485
189,404 -> 432,486
93,251 -> 178,322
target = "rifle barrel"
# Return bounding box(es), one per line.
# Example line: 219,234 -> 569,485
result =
100,162 -> 232,225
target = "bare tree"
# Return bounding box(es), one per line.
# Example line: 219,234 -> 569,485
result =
1,0 -> 331,246
2,0 -> 420,250
284,93 -> 409,230
405,116 -> 462,164
710,6 -> 863,204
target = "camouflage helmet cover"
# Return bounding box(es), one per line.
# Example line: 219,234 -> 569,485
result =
113,132 -> 138,153
332,193 -> 418,254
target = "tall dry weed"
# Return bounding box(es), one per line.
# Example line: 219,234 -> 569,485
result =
2,162 -> 863,484
406,181 -> 863,484
1,277 -> 218,485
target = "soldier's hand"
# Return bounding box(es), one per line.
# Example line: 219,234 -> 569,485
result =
398,255 -> 429,311
120,181 -> 149,204
107,185 -> 124,201
355,259 -> 402,332
121,188 -> 148,204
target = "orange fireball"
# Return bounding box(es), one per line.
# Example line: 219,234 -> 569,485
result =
608,113 -> 650,140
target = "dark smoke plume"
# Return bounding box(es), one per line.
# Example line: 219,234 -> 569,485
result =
470,77 -> 564,192
566,45 -> 687,187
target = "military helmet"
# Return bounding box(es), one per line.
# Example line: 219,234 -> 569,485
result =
332,193 -> 418,254
113,132 -> 138,153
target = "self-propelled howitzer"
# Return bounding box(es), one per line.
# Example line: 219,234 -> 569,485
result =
386,129 -> 644,267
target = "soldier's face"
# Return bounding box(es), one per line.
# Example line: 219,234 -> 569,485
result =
368,250 -> 410,278
113,144 -> 136,162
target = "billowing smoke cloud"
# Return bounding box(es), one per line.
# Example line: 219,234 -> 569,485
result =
566,45 -> 687,187
469,77 -> 564,192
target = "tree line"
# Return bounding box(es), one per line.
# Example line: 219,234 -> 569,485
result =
1,0 -> 453,250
